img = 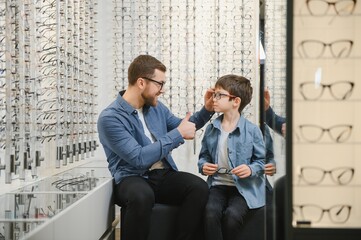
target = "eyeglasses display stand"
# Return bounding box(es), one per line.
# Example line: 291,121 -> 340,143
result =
288,0 -> 361,239
0,161 -> 114,240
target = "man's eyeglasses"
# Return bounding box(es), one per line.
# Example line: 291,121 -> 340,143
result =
212,92 -> 237,100
217,167 -> 233,175
141,76 -> 165,90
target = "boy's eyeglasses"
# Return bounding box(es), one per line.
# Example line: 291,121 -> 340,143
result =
217,167 -> 233,175
212,92 -> 237,100
141,76 -> 165,90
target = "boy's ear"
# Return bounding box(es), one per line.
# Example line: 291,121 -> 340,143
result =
234,97 -> 241,106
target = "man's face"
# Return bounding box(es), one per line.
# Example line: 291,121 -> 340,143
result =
141,69 -> 166,106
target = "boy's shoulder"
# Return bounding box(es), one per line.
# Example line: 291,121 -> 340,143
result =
239,116 -> 262,133
239,115 -> 256,126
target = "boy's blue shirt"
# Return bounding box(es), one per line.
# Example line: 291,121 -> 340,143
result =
198,114 -> 266,209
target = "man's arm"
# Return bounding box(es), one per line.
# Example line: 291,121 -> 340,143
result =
98,112 -> 184,170
265,106 -> 286,136
264,88 -> 286,136
264,124 -> 277,176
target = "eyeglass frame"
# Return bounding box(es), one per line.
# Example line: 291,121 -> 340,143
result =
298,81 -> 354,101
216,167 -> 233,175
299,166 -> 355,185
293,204 -> 352,223
298,124 -> 353,143
141,76 -> 165,90
306,0 -> 357,16
212,92 -> 237,100
297,39 -> 353,59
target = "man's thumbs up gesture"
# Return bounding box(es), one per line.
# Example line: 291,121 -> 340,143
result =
177,112 -> 196,140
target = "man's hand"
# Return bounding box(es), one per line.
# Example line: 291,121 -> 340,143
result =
281,123 -> 286,137
177,112 -> 196,140
264,88 -> 270,111
204,88 -> 215,112
202,163 -> 218,176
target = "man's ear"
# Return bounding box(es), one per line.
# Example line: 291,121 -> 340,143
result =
137,77 -> 146,90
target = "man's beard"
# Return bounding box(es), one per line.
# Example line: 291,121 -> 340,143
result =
141,91 -> 158,107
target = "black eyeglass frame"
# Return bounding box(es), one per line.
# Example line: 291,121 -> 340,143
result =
212,92 -> 237,100
141,76 -> 165,90
216,167 -> 233,175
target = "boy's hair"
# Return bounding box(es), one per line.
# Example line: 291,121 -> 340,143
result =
215,74 -> 253,113
128,55 -> 167,85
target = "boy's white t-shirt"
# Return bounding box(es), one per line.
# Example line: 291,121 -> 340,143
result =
212,127 -> 235,186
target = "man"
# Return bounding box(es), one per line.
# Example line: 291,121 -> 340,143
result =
264,88 -> 286,137
97,54 -> 214,240
263,88 -> 286,240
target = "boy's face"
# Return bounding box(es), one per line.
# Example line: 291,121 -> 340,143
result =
212,87 -> 239,113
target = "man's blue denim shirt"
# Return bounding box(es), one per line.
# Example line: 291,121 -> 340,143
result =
97,91 -> 214,184
198,114 -> 266,209
265,106 -> 285,135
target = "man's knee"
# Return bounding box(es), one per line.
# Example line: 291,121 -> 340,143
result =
188,176 -> 209,203
116,177 -> 155,211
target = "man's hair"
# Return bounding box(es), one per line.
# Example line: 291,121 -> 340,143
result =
128,55 -> 166,85
215,74 -> 253,113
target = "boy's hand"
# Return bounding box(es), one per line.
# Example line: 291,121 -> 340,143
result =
231,164 -> 251,178
202,163 -> 218,176
204,88 -> 215,112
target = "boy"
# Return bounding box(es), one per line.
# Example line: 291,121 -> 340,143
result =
198,74 -> 266,240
